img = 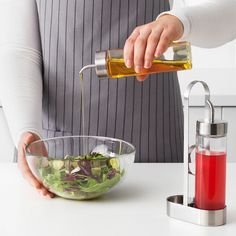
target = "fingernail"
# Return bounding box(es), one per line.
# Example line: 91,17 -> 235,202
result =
136,77 -> 144,82
135,65 -> 142,73
144,60 -> 151,69
125,59 -> 132,68
139,75 -> 148,81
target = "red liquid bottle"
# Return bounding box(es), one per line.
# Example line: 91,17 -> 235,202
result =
194,119 -> 227,211
182,81 -> 228,226
195,151 -> 226,210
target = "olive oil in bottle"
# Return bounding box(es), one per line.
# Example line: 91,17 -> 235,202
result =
107,58 -> 191,78
95,41 -> 192,78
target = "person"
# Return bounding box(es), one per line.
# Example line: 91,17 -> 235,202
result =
0,0 -> 236,198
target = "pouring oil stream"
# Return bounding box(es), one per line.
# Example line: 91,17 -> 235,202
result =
79,64 -> 96,153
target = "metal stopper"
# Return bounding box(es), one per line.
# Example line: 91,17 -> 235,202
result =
197,120 -> 228,137
197,99 -> 228,137
95,51 -> 108,78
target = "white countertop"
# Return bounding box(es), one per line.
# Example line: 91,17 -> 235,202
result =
0,163 -> 236,236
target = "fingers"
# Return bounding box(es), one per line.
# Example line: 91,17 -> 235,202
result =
21,166 -> 42,189
133,28 -> 151,73
124,26 -> 152,73
18,149 -> 54,198
124,24 -> 162,77
124,15 -> 184,81
18,132 -> 54,199
124,27 -> 140,68
155,29 -> 173,57
38,188 -> 55,199
144,29 -> 163,69
18,143 -> 42,189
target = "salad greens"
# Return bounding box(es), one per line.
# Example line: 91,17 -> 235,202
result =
36,153 -> 124,200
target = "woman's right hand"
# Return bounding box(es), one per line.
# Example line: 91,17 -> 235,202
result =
124,14 -> 184,81
18,132 -> 54,198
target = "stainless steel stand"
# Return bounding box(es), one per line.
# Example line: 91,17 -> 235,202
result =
166,81 -> 227,226
167,195 -> 226,226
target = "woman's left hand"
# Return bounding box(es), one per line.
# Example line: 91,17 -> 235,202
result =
124,14 -> 184,81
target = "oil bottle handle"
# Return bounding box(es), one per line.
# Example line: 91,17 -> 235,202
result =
188,145 -> 196,176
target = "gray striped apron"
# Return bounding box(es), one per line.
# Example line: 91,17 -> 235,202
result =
35,0 -> 184,162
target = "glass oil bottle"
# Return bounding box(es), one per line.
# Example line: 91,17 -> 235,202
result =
94,41 -> 192,78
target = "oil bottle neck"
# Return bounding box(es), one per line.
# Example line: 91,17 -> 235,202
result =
94,50 -> 109,78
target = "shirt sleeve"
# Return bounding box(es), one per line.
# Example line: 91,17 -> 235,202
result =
0,0 -> 43,147
159,0 -> 236,48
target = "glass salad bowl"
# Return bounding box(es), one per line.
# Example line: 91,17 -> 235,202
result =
25,136 -> 135,200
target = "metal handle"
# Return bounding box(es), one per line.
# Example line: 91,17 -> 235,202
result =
183,80 -> 211,206
188,145 -> 196,176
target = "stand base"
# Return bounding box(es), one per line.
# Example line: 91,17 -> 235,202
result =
167,195 -> 226,226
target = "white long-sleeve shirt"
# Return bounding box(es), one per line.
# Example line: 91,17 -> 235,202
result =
1,0 -> 236,147
0,0 -> 43,146
168,0 -> 236,48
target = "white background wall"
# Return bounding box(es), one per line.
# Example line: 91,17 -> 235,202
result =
179,40 -> 236,94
